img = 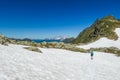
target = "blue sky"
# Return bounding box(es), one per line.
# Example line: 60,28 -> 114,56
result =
0,0 -> 120,39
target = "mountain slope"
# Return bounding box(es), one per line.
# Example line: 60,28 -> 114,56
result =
77,28 -> 120,49
74,15 -> 120,43
0,44 -> 120,80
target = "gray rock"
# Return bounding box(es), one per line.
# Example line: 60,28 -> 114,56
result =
24,47 -> 42,53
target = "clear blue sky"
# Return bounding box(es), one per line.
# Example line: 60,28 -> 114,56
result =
0,0 -> 120,39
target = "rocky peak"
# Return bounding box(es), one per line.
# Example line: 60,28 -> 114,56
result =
73,15 -> 120,44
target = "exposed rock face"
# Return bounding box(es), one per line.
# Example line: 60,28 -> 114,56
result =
0,34 -> 11,46
74,15 -> 120,44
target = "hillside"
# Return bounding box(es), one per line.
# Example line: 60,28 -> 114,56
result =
74,15 -> 120,43
77,28 -> 120,49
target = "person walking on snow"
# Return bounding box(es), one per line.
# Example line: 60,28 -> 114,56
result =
90,49 -> 94,60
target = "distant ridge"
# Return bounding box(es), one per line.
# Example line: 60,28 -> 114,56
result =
33,39 -> 62,43
10,38 -> 32,42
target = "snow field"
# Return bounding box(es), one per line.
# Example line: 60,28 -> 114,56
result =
0,44 -> 120,80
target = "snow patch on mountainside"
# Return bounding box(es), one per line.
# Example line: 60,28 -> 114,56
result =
0,44 -> 120,80
77,28 -> 120,49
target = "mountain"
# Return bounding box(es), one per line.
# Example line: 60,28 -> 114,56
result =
33,39 -> 62,43
33,36 -> 70,43
54,36 -> 69,40
63,37 -> 75,43
73,15 -> 120,44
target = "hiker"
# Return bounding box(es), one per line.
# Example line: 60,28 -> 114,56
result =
90,49 -> 94,60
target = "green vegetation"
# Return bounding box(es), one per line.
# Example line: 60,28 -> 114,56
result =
74,15 -> 120,43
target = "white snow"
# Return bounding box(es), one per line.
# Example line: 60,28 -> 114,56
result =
0,44 -> 120,80
77,28 -> 120,49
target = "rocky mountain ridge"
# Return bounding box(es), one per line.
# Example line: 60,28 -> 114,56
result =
74,15 -> 120,43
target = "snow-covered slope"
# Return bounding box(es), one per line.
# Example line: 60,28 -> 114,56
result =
0,44 -> 120,80
77,28 -> 120,49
